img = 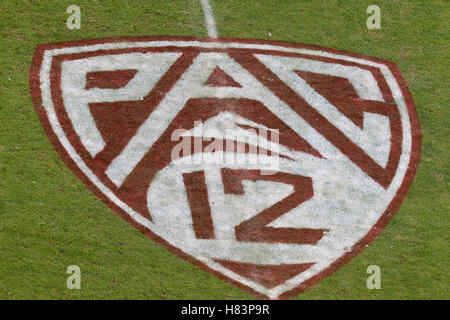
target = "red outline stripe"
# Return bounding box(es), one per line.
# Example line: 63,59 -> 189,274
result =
29,36 -> 421,300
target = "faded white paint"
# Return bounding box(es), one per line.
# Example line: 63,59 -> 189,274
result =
255,55 -> 390,167
201,0 -> 218,38
39,40 -> 413,299
61,52 -> 180,157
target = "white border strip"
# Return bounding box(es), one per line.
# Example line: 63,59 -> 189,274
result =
201,0 -> 218,38
39,41 -> 412,299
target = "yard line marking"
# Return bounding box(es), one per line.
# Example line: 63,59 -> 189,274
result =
201,0 -> 218,38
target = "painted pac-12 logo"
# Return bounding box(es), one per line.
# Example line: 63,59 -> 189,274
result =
30,36 -> 421,299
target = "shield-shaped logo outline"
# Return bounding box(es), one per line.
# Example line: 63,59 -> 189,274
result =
30,36 -> 421,299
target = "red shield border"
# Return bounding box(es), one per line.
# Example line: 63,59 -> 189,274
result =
29,36 -> 421,299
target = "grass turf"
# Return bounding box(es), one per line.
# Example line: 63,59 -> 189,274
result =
0,0 -> 448,299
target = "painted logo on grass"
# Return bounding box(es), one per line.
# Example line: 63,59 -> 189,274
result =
30,36 -> 421,299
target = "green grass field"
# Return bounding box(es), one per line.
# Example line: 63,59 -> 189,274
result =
0,0 -> 448,299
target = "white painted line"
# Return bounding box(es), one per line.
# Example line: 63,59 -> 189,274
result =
201,0 -> 218,38
39,40 -> 414,299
